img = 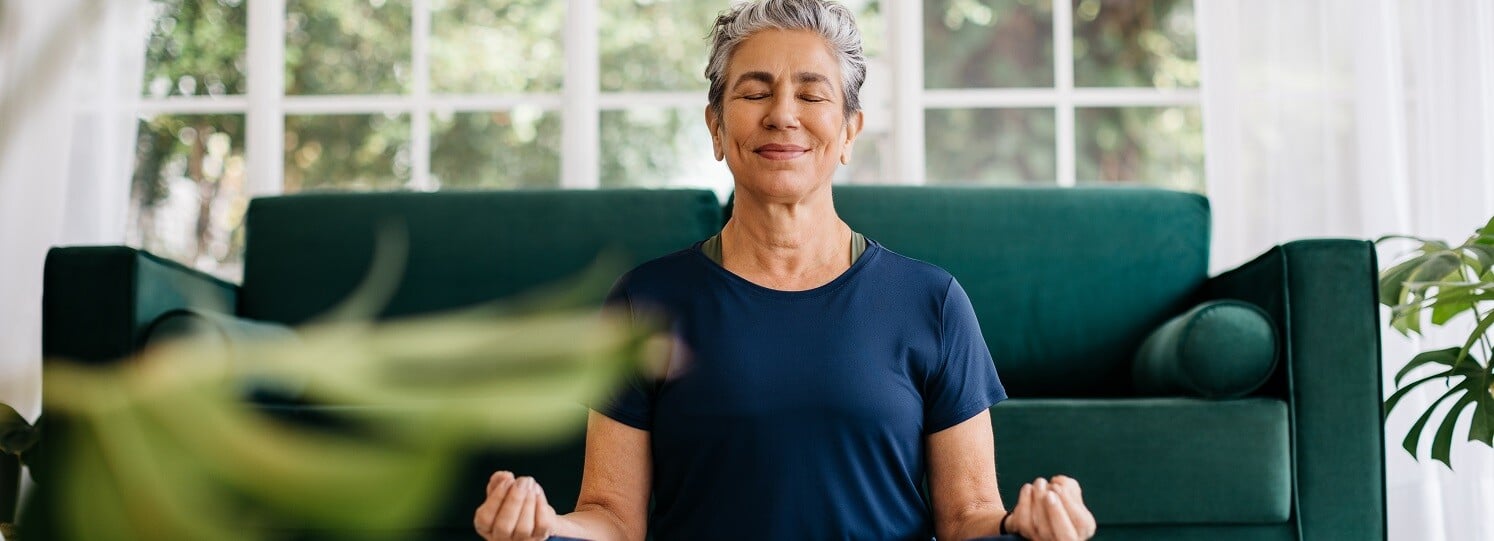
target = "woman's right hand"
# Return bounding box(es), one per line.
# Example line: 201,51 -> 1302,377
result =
474,471 -> 558,541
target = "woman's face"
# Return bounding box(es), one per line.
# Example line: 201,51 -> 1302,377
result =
707,29 -> 863,201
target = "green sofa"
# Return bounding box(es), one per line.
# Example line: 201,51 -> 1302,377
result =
38,186 -> 1385,540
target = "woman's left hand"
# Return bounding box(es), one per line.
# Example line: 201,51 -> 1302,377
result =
1005,475 -> 1096,541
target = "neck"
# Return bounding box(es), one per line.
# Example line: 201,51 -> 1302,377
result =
721,187 -> 850,285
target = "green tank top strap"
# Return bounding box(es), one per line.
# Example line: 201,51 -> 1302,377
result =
702,231 -> 866,266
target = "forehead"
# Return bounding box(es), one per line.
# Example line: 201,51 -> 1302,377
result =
726,29 -> 841,86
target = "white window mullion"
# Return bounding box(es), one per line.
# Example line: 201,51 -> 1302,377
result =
888,0 -> 924,185
410,0 -> 433,190
562,0 -> 600,188
1054,0 -> 1076,187
247,0 -> 286,196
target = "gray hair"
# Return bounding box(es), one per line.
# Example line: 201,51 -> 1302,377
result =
705,0 -> 867,123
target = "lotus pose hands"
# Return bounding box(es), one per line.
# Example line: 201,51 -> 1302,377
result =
473,471 -> 557,541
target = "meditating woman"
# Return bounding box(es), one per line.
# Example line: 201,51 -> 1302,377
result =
473,1 -> 1095,539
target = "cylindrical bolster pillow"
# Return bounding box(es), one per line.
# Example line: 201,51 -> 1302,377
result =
1133,300 -> 1278,399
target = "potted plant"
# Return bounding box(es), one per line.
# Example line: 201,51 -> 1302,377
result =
1378,216 -> 1494,468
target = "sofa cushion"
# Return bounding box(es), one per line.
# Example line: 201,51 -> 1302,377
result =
241,189 -> 723,324
990,397 -> 1291,525
833,186 -> 1210,396
1133,300 -> 1278,398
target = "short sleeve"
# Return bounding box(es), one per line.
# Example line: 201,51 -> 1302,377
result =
591,274 -> 656,430
924,277 -> 1007,433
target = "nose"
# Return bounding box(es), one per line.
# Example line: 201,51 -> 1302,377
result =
762,93 -> 800,131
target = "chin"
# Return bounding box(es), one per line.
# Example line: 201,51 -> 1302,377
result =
732,171 -> 831,201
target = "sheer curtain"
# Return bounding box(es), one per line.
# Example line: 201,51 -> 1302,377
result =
1198,1 -> 1494,539
0,0 -> 148,423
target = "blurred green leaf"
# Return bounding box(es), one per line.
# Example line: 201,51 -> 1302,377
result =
1378,252 -> 1433,307
34,245 -> 661,539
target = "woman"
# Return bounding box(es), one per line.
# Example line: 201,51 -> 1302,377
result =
473,1 -> 1096,540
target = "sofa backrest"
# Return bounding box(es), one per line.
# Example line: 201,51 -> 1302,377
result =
241,186 -> 1209,397
834,186 -> 1210,397
240,189 -> 723,325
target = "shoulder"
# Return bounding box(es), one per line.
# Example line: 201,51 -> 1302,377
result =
610,242 -> 707,301
865,240 -> 958,296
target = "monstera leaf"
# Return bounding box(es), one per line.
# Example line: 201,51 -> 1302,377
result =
18,232 -> 663,541
1378,215 -> 1494,469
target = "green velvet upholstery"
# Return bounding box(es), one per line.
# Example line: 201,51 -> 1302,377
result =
1202,240 -> 1387,540
241,189 -> 723,324
833,186 -> 1210,397
1133,300 -> 1278,398
991,398 -> 1291,525
1094,524 -> 1298,541
43,246 -> 238,365
37,188 -> 1385,540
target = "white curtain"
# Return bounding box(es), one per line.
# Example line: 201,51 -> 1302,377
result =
0,0 -> 148,423
1199,1 -> 1494,539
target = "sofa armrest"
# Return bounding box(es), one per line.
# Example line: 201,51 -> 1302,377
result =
43,246 -> 239,365
1202,239 -> 1385,540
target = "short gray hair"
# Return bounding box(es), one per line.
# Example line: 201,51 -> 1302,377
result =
705,0 -> 867,122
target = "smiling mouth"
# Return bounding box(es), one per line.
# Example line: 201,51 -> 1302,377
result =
754,144 -> 809,161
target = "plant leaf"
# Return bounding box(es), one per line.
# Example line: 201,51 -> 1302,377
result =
1475,215 -> 1494,240
1432,391 -> 1479,469
1470,386 -> 1494,446
1463,244 -> 1494,275
1454,311 -> 1494,368
1394,347 -> 1460,387
1386,370 -> 1456,415
1412,253 -> 1463,285
1379,254 -> 1434,307
1404,388 -> 1465,459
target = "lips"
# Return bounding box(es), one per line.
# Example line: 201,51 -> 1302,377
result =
754,143 -> 809,161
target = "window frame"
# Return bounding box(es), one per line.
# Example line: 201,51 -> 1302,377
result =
136,0 -> 1202,196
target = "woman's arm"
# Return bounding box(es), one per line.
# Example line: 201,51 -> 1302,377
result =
927,410 -> 1096,541
551,410 -> 652,541
475,410 -> 650,541
927,409 -> 1007,540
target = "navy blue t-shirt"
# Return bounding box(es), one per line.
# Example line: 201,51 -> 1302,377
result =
600,238 -> 1007,541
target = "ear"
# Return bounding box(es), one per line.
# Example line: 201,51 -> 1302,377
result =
840,109 -> 865,165
705,105 -> 725,161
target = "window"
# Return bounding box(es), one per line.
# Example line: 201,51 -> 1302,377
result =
131,0 -> 1199,279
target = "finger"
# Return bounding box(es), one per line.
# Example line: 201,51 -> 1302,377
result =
473,502 -> 497,541
481,477 -> 517,536
533,485 -> 557,541
1036,478 -> 1055,538
1045,490 -> 1082,541
1051,475 -> 1083,502
487,471 -> 514,495
513,481 -> 538,539
1015,483 -> 1035,536
1031,482 -> 1053,540
1052,481 -> 1095,537
494,477 -> 532,537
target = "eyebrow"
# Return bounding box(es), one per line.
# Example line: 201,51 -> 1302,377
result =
731,71 -> 833,90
